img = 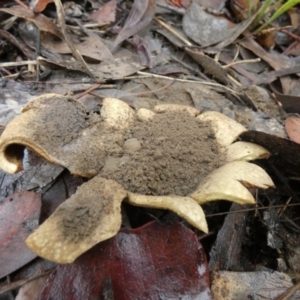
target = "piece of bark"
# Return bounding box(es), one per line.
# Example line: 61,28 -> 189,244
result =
209,203 -> 250,271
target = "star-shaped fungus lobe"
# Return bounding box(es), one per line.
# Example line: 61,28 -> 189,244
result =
0,94 -> 274,263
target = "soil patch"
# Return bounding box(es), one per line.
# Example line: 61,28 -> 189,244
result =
100,110 -> 225,196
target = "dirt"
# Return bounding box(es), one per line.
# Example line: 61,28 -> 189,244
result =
100,109 -> 225,196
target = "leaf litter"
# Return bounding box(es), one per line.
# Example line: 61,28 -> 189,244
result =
1,0 -> 300,299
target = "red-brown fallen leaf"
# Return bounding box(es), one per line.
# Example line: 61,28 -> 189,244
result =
0,5 -> 62,38
0,192 -> 41,279
113,0 -> 156,47
30,0 -> 54,13
39,221 -> 211,300
285,114 -> 300,144
89,0 -> 117,24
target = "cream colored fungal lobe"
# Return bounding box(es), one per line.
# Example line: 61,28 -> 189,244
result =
197,111 -> 247,147
128,193 -> 208,233
137,108 -> 155,121
26,176 -> 127,263
101,97 -> 135,129
191,161 -> 274,205
226,141 -> 270,162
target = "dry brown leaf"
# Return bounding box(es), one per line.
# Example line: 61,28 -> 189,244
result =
0,5 -> 62,38
285,114 -> 300,144
114,0 -> 156,47
90,0 -> 117,24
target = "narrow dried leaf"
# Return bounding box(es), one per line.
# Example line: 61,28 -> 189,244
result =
226,141 -> 270,162
191,161 -> 274,205
128,35 -> 153,68
114,0 -> 156,47
53,0 -> 95,78
127,193 -> 208,233
197,111 -> 246,147
26,176 -> 127,263
185,47 -> 229,85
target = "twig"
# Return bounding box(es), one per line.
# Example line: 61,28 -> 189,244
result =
275,280 -> 300,300
154,17 -> 193,46
0,268 -> 53,295
134,71 -> 240,95
75,84 -> 102,99
0,61 -> 37,68
223,58 -> 261,69
205,202 -> 300,218
128,80 -> 175,96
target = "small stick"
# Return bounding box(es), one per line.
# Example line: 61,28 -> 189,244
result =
205,202 -> 300,218
223,58 -> 261,69
0,61 -> 37,68
275,280 -> 300,300
154,17 -> 193,46
75,84 -> 102,99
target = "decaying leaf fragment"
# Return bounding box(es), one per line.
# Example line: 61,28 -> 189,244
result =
0,94 -> 275,263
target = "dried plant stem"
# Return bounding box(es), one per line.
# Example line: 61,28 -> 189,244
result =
154,17 -> 193,46
275,280 -> 300,300
0,61 -> 37,68
223,58 -> 261,69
